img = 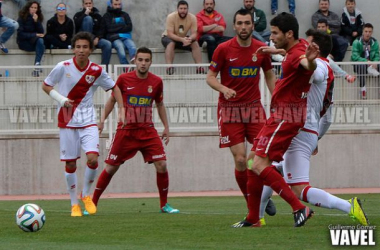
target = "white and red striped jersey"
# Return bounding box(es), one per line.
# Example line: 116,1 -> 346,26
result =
44,57 -> 115,128
303,57 -> 334,134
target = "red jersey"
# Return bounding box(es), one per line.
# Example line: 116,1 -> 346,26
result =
196,9 -> 226,40
115,71 -> 163,130
270,39 -> 314,122
209,37 -> 272,105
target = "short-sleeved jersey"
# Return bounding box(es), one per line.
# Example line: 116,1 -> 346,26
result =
162,11 -> 197,37
44,57 -> 115,128
209,37 -> 272,104
270,39 -> 314,122
116,71 -> 163,131
304,58 -> 332,133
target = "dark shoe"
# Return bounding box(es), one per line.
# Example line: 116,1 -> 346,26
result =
0,42 -> 8,54
265,198 -> 276,216
166,67 -> 175,75
196,66 -> 205,74
293,207 -> 314,227
231,220 -> 261,228
271,10 -> 277,15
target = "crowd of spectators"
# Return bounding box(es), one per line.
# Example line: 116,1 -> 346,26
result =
0,0 -> 379,93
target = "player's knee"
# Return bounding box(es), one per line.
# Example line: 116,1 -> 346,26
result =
87,158 -> 98,168
235,156 -> 247,169
105,164 -> 119,176
290,185 -> 304,199
155,161 -> 167,173
65,161 -> 77,172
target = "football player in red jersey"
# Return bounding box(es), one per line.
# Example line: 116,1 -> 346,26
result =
233,12 -> 320,228
92,47 -> 179,214
206,9 -> 276,215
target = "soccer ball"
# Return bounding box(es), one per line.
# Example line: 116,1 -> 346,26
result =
16,203 -> 45,232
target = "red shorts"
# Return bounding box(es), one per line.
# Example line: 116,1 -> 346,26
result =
217,102 -> 266,148
252,117 -> 303,162
105,129 -> 166,166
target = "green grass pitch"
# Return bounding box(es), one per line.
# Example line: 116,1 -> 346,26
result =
0,194 -> 379,250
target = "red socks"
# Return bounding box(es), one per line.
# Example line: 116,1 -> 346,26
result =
92,169 -> 113,206
235,169 -> 248,203
259,166 -> 305,212
157,172 -> 169,208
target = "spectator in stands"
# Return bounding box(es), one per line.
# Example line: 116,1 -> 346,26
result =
44,3 -> 74,49
340,0 -> 364,45
242,0 -> 270,42
196,0 -> 231,62
0,0 -> 19,53
162,0 -> 203,75
16,0 -> 44,76
100,0 -> 136,65
74,0 -> 112,66
312,0 -> 348,61
351,23 -> 380,99
270,0 -> 295,16
317,19 -> 356,83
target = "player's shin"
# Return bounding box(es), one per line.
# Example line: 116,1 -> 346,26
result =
259,166 -> 305,212
157,171 -> 169,208
82,163 -> 98,197
245,170 -> 264,224
92,169 -> 114,206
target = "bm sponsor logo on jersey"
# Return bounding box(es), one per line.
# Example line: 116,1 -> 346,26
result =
229,67 -> 259,78
128,95 -> 153,106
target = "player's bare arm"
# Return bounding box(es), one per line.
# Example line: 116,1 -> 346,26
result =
256,46 -> 286,56
156,102 -> 170,145
206,70 -> 236,100
264,69 -> 276,94
98,95 -> 116,134
300,42 -> 319,71
42,84 -> 74,107
111,85 -> 125,126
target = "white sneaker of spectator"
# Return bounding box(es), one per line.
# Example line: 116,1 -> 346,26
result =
367,66 -> 380,77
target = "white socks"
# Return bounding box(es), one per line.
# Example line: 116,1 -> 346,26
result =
82,166 -> 98,197
65,171 -> 78,206
302,187 -> 351,214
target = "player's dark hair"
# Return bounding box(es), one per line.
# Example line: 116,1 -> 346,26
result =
270,12 -> 299,39
203,0 -> 215,4
71,32 -> 94,50
319,0 -> 329,3
364,23 -> 373,30
317,18 -> 328,26
83,0 -> 93,3
305,29 -> 332,58
136,47 -> 153,59
346,0 -> 355,4
178,0 -> 188,8
233,9 -> 254,24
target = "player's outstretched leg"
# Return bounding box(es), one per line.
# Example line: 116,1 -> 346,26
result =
155,161 -> 180,214
349,197 -> 370,226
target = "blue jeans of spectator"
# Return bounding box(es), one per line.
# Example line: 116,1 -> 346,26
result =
18,37 -> 45,64
112,38 -> 136,64
199,34 -> 232,62
80,16 -> 94,33
252,30 -> 271,43
0,16 -> 19,44
271,0 -> 295,13
96,38 -> 112,66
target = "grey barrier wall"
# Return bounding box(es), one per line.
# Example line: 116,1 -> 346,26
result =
1,0 -> 380,49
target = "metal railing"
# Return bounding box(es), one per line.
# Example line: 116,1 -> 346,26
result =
0,62 -> 379,136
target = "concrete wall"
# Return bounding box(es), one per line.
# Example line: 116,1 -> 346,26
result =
0,131 -> 379,196
1,0 -> 380,50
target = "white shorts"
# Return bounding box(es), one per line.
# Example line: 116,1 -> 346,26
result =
59,126 -> 99,161
282,130 -> 318,186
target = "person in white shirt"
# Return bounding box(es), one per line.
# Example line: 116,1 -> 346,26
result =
42,32 -> 124,217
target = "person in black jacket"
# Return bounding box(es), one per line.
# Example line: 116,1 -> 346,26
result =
340,0 -> 364,45
99,0 -> 136,64
45,3 -> 74,49
17,0 -> 44,75
73,0 -> 112,66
